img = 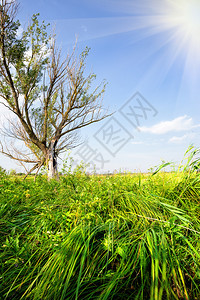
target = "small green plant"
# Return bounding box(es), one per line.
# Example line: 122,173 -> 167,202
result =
9,169 -> 17,176
0,166 -> 6,177
62,151 -> 89,175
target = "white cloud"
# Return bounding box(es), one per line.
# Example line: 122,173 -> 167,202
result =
168,134 -> 188,144
16,26 -> 23,38
24,43 -> 51,66
168,132 -> 197,144
139,115 -> 200,134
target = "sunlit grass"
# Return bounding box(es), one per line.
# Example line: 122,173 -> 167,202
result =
0,152 -> 200,299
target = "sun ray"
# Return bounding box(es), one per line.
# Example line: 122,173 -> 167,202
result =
57,0 -> 200,96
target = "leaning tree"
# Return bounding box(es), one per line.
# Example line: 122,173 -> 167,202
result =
0,0 -> 108,179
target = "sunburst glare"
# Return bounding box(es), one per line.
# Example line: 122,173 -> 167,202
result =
125,0 -> 200,95
164,0 -> 200,47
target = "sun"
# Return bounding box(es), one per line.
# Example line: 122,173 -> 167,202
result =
153,0 -> 200,94
125,0 -> 200,95
168,0 -> 200,46
181,0 -> 200,30
143,0 -> 200,51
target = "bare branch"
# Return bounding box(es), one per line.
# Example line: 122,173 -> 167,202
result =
0,141 -> 40,163
23,163 -> 40,180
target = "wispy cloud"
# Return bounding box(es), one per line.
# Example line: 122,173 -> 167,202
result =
169,134 -> 189,144
139,115 -> 200,134
168,132 -> 197,144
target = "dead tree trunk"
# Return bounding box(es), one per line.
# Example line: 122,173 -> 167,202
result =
47,140 -> 58,180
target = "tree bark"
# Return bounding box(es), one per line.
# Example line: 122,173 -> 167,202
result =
47,140 -> 58,180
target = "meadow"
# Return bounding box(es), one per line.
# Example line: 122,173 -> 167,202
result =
0,155 -> 200,299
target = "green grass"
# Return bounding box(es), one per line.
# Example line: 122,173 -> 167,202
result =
0,167 -> 200,299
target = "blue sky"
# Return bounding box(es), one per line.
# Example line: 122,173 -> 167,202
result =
1,0 -> 200,173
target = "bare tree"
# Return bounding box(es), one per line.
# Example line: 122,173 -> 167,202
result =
0,0 -> 108,179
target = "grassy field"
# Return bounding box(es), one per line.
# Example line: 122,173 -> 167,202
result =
0,163 -> 200,299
